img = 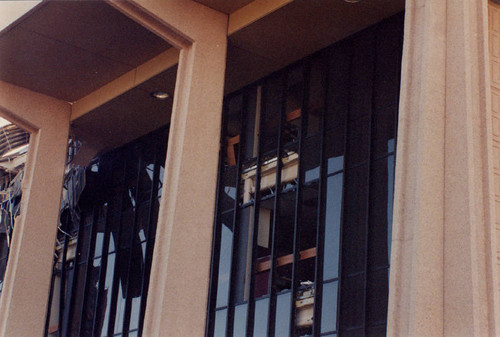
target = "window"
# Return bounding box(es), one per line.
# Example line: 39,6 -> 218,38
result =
206,13 -> 403,337
45,127 -> 167,337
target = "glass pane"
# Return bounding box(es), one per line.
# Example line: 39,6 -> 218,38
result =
366,268 -> 389,327
253,298 -> 269,337
369,157 -> 394,269
216,211 -> 234,308
307,55 -> 327,135
214,309 -> 227,337
100,253 -> 116,336
372,105 -> 396,157
323,174 -> 343,280
220,167 -> 237,211
233,207 -> 251,304
339,274 -> 364,330
128,296 -> 142,331
233,303 -> 248,336
342,165 -> 368,275
321,281 -> 338,334
326,42 -> 350,134
302,135 -> 321,184
241,88 -> 258,162
80,257 -> 102,336
345,116 -> 370,167
262,74 -> 284,156
275,292 -> 291,337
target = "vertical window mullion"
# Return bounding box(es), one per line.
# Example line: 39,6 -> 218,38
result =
58,231 -> 69,337
138,138 -> 162,337
288,63 -> 310,337
266,73 -> 288,337
206,101 -> 228,337
77,206 -> 100,336
245,85 -> 266,337
106,160 -> 129,337
61,203 -> 86,337
121,156 -> 144,336
312,54 -> 329,337
225,93 -> 249,337
336,45 -> 354,334
362,33 -> 377,334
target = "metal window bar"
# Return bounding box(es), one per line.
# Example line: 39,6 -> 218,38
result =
106,159 -> 129,337
77,204 -> 101,336
121,155 -> 144,336
205,99 -> 229,337
245,83 -> 266,337
361,30 -> 377,335
312,54 -> 330,337
335,41 -> 354,335
288,63 -> 310,337
225,92 -> 249,337
58,232 -> 69,337
91,163 -> 113,337
265,72 -> 288,337
137,137 -> 162,337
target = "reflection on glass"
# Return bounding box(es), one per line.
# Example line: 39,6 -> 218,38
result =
321,281 -> 338,334
253,298 -> 269,337
94,232 -> 104,257
216,220 -> 233,308
214,309 -> 227,337
233,303 -> 248,336
234,207 -> 251,303
100,253 -> 116,336
275,292 -> 291,337
323,174 -> 342,280
114,283 -> 125,334
129,296 -> 142,331
387,155 -> 394,262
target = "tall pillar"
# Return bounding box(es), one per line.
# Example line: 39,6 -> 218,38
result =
387,0 -> 500,335
0,81 -> 70,337
488,0 -> 500,309
110,1 -> 228,335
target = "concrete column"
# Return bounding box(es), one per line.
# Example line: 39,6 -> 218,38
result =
110,1 -> 228,335
488,0 -> 500,309
388,0 -> 500,335
0,81 -> 71,337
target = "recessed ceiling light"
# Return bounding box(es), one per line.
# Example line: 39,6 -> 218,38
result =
344,0 -> 362,3
151,91 -> 170,100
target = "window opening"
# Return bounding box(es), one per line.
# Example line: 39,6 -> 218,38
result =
207,13 -> 403,337
45,126 -> 168,337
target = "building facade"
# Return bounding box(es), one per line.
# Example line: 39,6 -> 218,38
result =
0,0 -> 499,336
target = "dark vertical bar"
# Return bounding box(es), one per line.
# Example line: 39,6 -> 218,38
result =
91,185 -> 111,337
77,205 -> 100,336
336,44 -> 354,334
312,54 -> 330,337
245,85 -> 266,337
121,156 -> 144,336
361,31 -> 377,335
288,63 -> 310,337
58,234 -> 69,337
205,101 -> 227,337
106,160 -> 129,337
62,203 -> 87,337
266,73 -> 288,337
138,135 -> 162,337
44,255 -> 58,337
226,93 -> 249,337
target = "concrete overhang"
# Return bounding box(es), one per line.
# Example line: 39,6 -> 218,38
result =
0,0 -> 405,154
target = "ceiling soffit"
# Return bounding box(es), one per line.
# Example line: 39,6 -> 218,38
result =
194,0 -> 254,14
225,0 -> 405,93
0,1 -> 171,102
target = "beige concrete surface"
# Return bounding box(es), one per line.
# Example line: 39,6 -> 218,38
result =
489,1 -> 500,308
388,0 -> 499,336
0,81 -> 70,337
110,1 -> 228,335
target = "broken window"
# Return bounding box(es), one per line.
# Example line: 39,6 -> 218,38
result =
0,118 -> 30,296
206,13 -> 403,337
45,127 -> 167,337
